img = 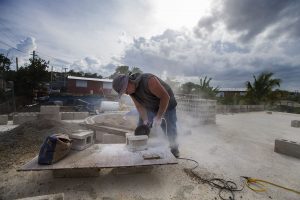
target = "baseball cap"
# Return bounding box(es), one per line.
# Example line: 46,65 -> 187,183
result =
112,74 -> 129,98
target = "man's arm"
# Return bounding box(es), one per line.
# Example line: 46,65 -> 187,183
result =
148,76 -> 170,120
130,95 -> 148,124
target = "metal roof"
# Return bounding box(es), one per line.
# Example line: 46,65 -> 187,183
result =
67,75 -> 113,82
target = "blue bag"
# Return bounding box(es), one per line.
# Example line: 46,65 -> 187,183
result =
38,134 -> 72,165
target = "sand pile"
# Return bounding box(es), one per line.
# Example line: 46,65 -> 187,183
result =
0,119 -> 83,170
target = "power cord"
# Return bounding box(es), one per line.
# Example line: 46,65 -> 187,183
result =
178,157 -> 245,200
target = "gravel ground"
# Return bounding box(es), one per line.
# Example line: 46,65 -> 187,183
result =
0,112 -> 300,200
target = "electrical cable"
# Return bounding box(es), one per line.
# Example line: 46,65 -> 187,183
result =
178,157 -> 245,200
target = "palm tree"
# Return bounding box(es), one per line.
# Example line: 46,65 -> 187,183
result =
245,72 -> 281,104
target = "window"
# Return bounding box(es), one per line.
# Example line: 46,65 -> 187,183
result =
76,80 -> 87,88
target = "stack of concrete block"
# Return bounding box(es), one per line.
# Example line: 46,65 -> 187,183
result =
0,115 -> 8,125
69,130 -> 94,150
73,112 -> 89,120
126,133 -> 148,152
177,98 -> 216,124
102,133 -> 126,144
13,112 -> 38,125
61,112 -> 89,120
274,139 -> 300,159
291,120 -> 300,128
38,105 -> 61,121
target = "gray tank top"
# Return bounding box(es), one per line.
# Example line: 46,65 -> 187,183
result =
130,73 -> 177,112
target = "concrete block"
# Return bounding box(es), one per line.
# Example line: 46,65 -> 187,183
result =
111,166 -> 153,175
274,139 -> 300,159
127,135 -> 148,152
0,115 -> 8,125
73,112 -> 89,120
16,193 -> 64,200
95,130 -> 104,143
291,120 -> 300,128
37,113 -> 61,121
266,111 -> 272,114
102,133 -> 126,144
40,105 -> 60,114
13,113 -> 38,125
53,168 -> 99,178
61,112 -> 74,120
69,130 -> 94,150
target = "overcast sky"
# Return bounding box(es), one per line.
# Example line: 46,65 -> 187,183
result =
0,0 -> 299,90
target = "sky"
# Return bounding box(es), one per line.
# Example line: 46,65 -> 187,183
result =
0,0 -> 300,90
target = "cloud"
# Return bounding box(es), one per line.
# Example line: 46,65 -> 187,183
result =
194,0 -> 300,42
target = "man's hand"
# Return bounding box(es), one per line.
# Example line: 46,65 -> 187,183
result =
153,116 -> 162,127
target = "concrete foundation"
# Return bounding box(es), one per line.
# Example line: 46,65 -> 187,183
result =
102,133 -> 126,144
274,139 -> 300,159
291,120 -> 300,128
61,112 -> 74,120
13,112 -> 38,125
53,168 -> 100,178
37,113 -> 61,121
40,105 -> 60,114
69,130 -> 94,150
73,112 -> 89,120
0,115 -> 8,125
16,193 -> 64,200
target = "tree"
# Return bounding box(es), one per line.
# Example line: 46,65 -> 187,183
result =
15,55 -> 51,99
110,65 -> 143,78
245,72 -> 281,104
0,54 -> 11,79
197,76 -> 219,98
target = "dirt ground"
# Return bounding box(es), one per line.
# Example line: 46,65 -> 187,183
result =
0,112 -> 300,200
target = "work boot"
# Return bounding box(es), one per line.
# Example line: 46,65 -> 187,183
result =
171,147 -> 180,158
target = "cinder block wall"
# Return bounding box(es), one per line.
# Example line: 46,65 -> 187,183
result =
177,97 -> 216,124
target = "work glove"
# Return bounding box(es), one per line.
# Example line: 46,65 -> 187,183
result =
153,116 -> 162,127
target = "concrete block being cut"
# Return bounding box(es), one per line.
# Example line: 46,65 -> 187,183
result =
40,105 -> 60,114
274,139 -> 300,159
102,133 -> 126,144
69,130 -> 94,150
291,120 -> 300,128
16,193 -> 64,200
0,115 -> 8,125
127,135 -> 148,152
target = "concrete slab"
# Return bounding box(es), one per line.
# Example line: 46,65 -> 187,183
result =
73,112 -> 89,120
37,113 -> 61,121
61,112 -> 74,120
19,144 -> 178,171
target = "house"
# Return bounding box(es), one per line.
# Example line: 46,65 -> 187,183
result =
67,76 -> 113,95
216,88 -> 247,98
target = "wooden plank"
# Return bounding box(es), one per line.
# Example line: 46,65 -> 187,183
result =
19,144 -> 177,171
83,124 -> 130,136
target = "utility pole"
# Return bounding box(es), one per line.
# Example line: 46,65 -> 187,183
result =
31,51 -> 36,64
50,66 -> 53,91
15,57 -> 18,71
63,67 -> 68,87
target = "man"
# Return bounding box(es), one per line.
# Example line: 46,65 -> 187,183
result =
112,73 -> 179,158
